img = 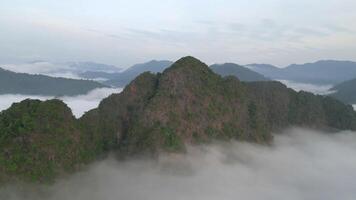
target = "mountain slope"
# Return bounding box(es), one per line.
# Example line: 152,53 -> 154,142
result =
211,63 -> 270,82
247,60 -> 356,84
0,67 -> 108,96
330,78 -> 356,104
1,56 -> 356,183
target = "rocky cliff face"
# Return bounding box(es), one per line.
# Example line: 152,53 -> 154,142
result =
1,56 -> 356,183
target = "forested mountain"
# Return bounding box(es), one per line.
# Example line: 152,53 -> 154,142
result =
0,67 -> 108,96
1,57 -> 356,183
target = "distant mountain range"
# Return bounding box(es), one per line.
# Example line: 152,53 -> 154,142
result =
8,59 -> 356,87
0,67 -> 108,96
80,60 -> 173,87
246,60 -> 356,85
66,61 -> 122,73
2,61 -> 123,79
210,63 -> 270,82
80,59 -> 356,87
105,60 -> 173,86
330,78 -> 356,104
81,60 -> 270,87
3,58 -> 356,98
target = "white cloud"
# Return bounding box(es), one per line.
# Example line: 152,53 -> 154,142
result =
2,128 -> 356,199
2,62 -> 64,74
278,79 -> 334,95
0,87 -> 122,118
353,105 -> 356,111
1,61 -> 121,80
1,62 -> 82,79
61,88 -> 122,117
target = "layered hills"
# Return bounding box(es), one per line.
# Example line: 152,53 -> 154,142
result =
1,56 -> 356,183
0,67 -> 108,96
247,60 -> 356,85
81,60 -> 270,87
211,63 -> 269,82
80,60 -> 173,87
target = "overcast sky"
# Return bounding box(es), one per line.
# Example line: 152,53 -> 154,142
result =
1,0 -> 356,67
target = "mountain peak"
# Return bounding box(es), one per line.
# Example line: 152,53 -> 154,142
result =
174,56 -> 205,65
163,56 -> 211,74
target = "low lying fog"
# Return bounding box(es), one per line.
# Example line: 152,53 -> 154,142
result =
0,88 -> 122,118
2,128 -> 356,200
278,80 -> 356,111
277,80 -> 334,95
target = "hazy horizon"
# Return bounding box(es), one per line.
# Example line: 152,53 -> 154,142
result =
2,57 -> 356,71
1,0 -> 356,67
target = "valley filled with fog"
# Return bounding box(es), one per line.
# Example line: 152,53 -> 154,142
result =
277,80 -> 334,95
2,128 -> 356,200
0,88 -> 122,118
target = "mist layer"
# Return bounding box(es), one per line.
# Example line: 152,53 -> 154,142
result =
277,80 -> 333,95
1,128 -> 356,200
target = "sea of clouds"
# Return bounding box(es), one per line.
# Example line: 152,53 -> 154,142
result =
1,62 -> 82,79
277,80 -> 334,95
0,88 -> 122,118
276,80 -> 355,112
1,128 -> 356,200
1,61 -> 120,81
